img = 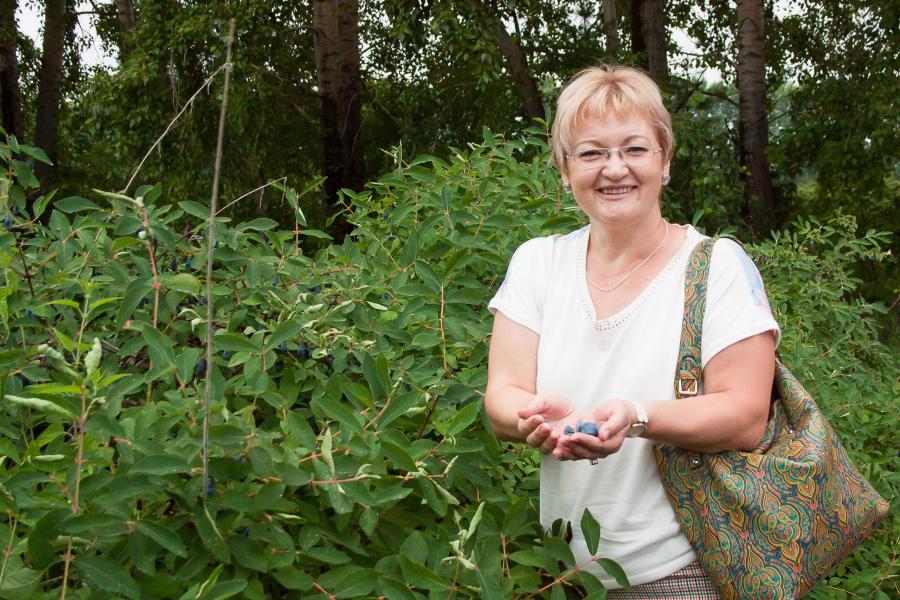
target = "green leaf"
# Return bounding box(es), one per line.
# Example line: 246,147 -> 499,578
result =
178,200 -> 211,219
580,507 -> 601,556
267,320 -> 302,350
55,196 -> 102,212
115,276 -> 151,326
74,557 -> 140,599
62,513 -> 129,536
237,218 -> 279,231
213,332 -> 258,353
381,441 -> 417,472
273,568 -> 313,591
134,521 -> 188,558
5,396 -> 74,418
197,580 -> 248,600
399,555 -> 448,591
26,508 -> 70,569
299,228 -> 333,239
508,549 -> 545,567
18,144 -> 51,164
0,566 -> 41,600
129,454 -> 190,475
165,273 -> 202,294
597,558 -> 630,588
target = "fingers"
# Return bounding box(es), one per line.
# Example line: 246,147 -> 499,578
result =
517,396 -> 549,420
595,400 -> 634,441
524,420 -> 559,455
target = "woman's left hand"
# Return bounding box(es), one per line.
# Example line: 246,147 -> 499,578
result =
552,399 -> 635,461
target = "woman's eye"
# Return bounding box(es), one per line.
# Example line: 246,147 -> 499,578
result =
624,146 -> 649,157
578,149 -> 607,161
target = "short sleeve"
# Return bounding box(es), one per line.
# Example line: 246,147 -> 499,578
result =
487,236 -> 553,335
701,239 -> 781,367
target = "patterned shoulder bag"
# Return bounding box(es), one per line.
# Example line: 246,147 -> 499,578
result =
655,237 -> 889,599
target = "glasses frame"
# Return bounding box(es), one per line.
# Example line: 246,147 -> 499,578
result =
565,145 -> 663,170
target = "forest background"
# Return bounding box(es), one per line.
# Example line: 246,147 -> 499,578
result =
0,0 -> 897,599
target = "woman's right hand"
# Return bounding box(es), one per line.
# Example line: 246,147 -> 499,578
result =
517,395 -> 573,454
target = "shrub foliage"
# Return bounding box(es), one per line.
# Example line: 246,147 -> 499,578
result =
0,131 -> 895,599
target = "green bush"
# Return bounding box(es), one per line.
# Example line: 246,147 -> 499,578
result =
0,130 -> 895,599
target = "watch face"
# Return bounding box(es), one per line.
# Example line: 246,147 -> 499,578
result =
628,423 -> 647,438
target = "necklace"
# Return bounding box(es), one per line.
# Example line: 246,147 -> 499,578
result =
586,220 -> 669,292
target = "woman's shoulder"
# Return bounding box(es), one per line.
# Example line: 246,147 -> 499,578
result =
513,225 -> 588,257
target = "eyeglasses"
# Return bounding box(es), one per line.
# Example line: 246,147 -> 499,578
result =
566,146 -> 663,170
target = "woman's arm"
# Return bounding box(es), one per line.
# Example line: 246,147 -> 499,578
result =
556,331 -> 776,459
484,312 -> 572,454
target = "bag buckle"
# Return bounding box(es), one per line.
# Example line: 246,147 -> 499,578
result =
678,378 -> 699,397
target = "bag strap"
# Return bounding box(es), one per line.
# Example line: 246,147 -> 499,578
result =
675,237 -> 717,399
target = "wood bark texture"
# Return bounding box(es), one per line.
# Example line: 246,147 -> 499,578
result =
490,12 -> 544,123
603,0 -> 620,54
0,0 -> 23,139
737,0 -> 776,232
641,0 -> 668,84
313,0 -> 365,220
34,0 -> 67,184
629,0 -> 646,61
116,0 -> 135,58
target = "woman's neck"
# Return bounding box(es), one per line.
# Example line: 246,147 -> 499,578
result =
587,213 -> 666,263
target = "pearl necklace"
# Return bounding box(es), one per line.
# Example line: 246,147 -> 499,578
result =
586,220 -> 670,292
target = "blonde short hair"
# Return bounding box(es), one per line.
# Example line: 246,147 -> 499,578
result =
551,65 -> 674,173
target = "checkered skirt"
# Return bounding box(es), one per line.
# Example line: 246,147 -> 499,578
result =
606,562 -> 721,599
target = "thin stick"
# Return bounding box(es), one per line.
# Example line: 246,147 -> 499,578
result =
202,19 -> 235,500
216,177 -> 287,216
12,231 -> 35,297
123,62 -> 228,194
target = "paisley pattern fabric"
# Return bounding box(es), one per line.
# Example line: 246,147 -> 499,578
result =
655,238 -> 889,600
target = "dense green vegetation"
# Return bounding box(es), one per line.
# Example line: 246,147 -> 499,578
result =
0,129 -> 896,598
0,0 -> 897,597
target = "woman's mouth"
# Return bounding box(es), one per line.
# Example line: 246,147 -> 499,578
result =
597,186 -> 636,196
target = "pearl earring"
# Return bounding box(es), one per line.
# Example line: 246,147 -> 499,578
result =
563,183 -> 572,193
662,175 -> 671,186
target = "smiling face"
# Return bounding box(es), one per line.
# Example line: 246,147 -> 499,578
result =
563,112 -> 670,228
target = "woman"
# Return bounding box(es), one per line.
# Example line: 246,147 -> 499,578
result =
484,65 -> 780,598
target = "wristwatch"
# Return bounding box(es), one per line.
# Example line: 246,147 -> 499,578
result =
626,401 -> 649,438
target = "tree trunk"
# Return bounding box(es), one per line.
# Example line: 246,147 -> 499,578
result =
116,0 -> 135,59
490,10 -> 543,124
641,0 -> 667,85
736,0 -> 776,233
603,0 -> 620,54
313,0 -> 365,236
34,0 -> 67,186
0,0 -> 23,139
629,0 -> 646,66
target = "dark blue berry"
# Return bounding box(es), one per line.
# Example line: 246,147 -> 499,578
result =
205,475 -> 215,497
195,358 -> 207,375
24,308 -> 33,318
403,383 -> 412,392
575,422 -> 600,437
222,351 -> 231,360
323,282 -> 333,289
563,426 -> 575,436
310,285 -> 321,294
184,257 -> 192,269
273,276 -> 279,287
3,215 -> 12,230
242,527 -> 250,539
278,341 -> 288,352
170,258 -> 178,270
11,205 -> 20,216
273,360 -> 283,372
199,296 -> 207,304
